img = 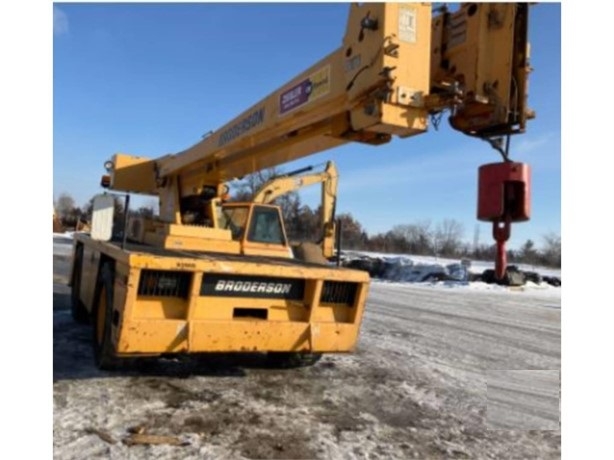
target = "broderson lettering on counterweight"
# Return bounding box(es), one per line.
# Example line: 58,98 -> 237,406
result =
214,280 -> 293,295
201,274 -> 305,299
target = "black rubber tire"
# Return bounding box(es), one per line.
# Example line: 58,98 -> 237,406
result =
92,262 -> 122,370
525,271 -> 543,284
544,276 -> 561,287
265,352 -> 323,369
70,245 -> 89,324
481,269 -> 496,284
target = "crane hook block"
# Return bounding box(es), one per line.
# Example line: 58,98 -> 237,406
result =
477,162 -> 531,223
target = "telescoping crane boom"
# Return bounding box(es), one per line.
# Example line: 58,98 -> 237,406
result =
72,3 -> 534,369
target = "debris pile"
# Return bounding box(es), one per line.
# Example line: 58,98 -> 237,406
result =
341,254 -> 561,287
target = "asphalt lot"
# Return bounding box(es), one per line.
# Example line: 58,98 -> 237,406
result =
54,250 -> 560,459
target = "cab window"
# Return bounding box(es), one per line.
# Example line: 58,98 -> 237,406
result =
221,206 -> 249,240
247,206 -> 285,245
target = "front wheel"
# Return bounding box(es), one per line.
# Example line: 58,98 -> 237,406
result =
92,262 -> 122,370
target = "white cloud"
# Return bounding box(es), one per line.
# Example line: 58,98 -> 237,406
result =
54,6 -> 69,36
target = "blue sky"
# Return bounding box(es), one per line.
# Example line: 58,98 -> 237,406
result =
53,3 -> 561,250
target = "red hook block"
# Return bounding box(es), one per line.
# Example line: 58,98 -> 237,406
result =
477,162 -> 531,281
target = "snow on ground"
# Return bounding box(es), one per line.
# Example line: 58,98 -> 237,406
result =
341,250 -> 561,278
54,233 -> 76,257
341,249 -> 561,296
53,235 -> 560,459
53,234 -> 561,292
372,278 -> 561,302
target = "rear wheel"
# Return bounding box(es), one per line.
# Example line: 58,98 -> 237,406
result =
70,245 -> 89,324
92,262 -> 122,370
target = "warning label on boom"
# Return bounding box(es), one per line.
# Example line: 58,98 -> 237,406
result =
279,65 -> 330,115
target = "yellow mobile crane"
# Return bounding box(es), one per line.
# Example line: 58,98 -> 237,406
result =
70,3 -> 534,369
252,161 -> 339,262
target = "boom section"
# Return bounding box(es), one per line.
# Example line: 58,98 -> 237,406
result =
158,3 -> 433,183
108,3 -> 434,198
105,3 -> 532,215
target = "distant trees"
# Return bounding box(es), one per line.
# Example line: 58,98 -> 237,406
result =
519,239 -> 539,265
389,221 -> 432,255
540,232 -> 561,267
337,213 -> 367,250
365,219 -> 465,257
56,181 -> 561,268
364,222 -> 560,268
484,235 -> 561,269
54,192 -> 84,230
433,219 -> 465,256
287,202 -> 320,243
55,193 -> 75,217
230,167 -> 282,202
472,243 -> 496,262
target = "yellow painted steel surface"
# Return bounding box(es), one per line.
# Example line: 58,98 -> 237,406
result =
143,232 -> 241,254
71,3 -> 533,360
109,153 -> 157,195
118,320 -> 363,354
163,223 -> 232,239
74,234 -> 369,356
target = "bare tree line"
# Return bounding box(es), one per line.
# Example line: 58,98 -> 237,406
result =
54,184 -> 561,269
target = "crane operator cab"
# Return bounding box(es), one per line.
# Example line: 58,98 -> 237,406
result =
214,201 -> 293,259
114,189 -> 294,259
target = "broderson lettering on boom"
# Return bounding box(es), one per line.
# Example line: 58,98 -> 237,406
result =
218,108 -> 265,146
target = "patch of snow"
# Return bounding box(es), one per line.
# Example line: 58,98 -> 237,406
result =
343,250 -> 560,277
53,232 -> 82,256
341,250 -> 561,290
